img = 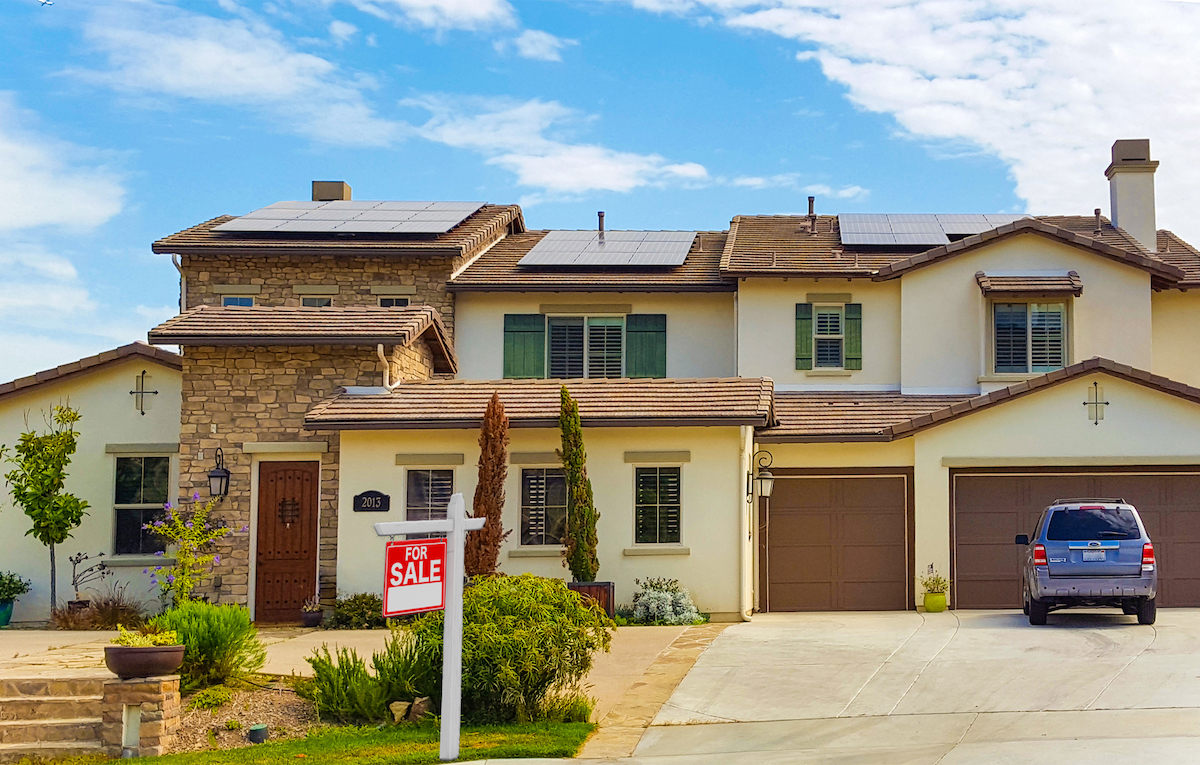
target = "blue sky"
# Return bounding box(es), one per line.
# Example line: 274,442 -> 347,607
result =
1,0 -> 1198,380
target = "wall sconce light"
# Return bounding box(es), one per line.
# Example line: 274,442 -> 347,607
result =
747,450 -> 774,500
208,448 -> 231,500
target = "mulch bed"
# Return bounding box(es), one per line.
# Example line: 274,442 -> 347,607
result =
172,686 -> 323,753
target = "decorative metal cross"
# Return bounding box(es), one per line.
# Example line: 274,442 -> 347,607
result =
1083,381 -> 1109,425
129,370 -> 159,416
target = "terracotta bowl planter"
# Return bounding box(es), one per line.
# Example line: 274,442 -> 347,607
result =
104,645 -> 185,679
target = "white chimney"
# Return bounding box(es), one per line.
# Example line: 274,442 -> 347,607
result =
1105,139 -> 1158,252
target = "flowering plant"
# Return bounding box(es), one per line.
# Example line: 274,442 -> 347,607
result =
143,493 -> 247,605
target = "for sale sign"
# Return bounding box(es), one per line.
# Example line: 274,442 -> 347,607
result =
383,540 -> 446,617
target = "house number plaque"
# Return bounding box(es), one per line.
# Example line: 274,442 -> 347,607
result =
354,491 -> 390,513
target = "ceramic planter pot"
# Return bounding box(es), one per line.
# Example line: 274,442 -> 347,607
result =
301,611 -> 323,628
568,581 -> 615,618
104,645 -> 185,679
0,600 -> 12,628
923,592 -> 947,613
67,600 -> 91,613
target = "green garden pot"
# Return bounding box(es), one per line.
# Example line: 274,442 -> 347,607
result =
923,592 -> 947,613
0,600 -> 12,628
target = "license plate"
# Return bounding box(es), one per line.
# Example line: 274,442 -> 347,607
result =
1083,551 -> 1107,562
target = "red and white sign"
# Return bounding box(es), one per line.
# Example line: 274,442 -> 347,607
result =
383,540 -> 446,617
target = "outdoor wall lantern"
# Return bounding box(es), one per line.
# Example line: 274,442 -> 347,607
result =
748,450 -> 775,499
208,448 -> 231,500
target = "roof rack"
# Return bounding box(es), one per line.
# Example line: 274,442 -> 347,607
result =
1051,497 -> 1127,505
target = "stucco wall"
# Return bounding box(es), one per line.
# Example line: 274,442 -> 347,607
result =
337,425 -> 747,618
736,278 -> 901,389
1151,290 -> 1200,387
899,234 -> 1153,393
0,358 -> 182,622
453,292 -> 737,381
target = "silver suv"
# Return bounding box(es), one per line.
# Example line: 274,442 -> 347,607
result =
1014,498 -> 1157,625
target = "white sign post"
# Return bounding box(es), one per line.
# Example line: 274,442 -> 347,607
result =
374,493 -> 484,762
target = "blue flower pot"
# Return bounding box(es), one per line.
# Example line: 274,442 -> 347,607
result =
0,600 -> 13,628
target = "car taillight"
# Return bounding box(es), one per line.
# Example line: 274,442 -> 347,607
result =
1142,543 -> 1155,565
1033,544 -> 1048,566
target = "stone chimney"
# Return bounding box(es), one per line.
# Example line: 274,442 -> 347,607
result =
312,181 -> 352,202
1105,139 -> 1158,251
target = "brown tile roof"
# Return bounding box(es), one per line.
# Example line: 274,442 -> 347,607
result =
975,270 -> 1083,296
150,205 -> 525,259
761,358 -> 1200,442
1156,230 -> 1200,287
0,342 -> 182,404
448,231 -> 736,292
147,305 -> 456,373
304,377 -> 775,430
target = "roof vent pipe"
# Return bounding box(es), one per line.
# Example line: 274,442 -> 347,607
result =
1094,208 -> 1102,237
598,211 -> 605,244
807,195 -> 817,236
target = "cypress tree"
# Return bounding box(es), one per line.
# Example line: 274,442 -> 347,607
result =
559,386 -> 599,582
465,392 -> 510,575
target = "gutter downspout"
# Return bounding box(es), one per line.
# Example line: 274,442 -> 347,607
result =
739,424 -> 753,621
377,345 -> 401,392
171,255 -> 185,312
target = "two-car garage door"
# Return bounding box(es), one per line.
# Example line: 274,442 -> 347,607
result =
954,469 -> 1200,608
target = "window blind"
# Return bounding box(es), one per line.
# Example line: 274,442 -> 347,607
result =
520,468 -> 567,546
635,467 -> 681,544
587,317 -> 624,378
548,317 -> 585,378
1030,303 -> 1065,372
994,303 -> 1029,373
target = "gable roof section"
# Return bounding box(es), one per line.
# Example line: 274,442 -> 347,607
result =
0,342 -> 182,404
1156,230 -> 1200,287
305,377 -> 775,430
147,305 -> 457,374
760,358 -> 1200,442
151,204 -> 525,260
448,230 -> 736,292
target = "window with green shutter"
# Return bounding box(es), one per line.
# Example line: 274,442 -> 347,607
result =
844,303 -> 862,370
503,314 -> 545,379
625,314 -> 667,378
795,303 -> 813,370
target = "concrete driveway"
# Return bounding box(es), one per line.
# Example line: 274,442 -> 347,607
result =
627,609 -> 1200,763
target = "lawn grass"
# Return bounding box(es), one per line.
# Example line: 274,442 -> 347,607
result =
150,722 -> 593,764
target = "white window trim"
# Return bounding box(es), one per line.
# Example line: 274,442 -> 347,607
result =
812,303 -> 845,371
987,299 -> 1072,376
630,463 -> 685,547
544,313 -> 626,379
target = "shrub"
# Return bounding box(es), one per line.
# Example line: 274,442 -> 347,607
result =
87,582 -> 147,629
111,625 -> 179,647
296,646 -> 387,724
188,685 -> 233,710
329,593 -> 387,630
538,691 -> 594,723
151,601 -> 266,691
631,578 -> 702,626
0,571 -> 32,602
143,493 -> 245,606
50,606 -> 95,630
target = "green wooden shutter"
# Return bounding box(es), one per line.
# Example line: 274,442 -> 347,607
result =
503,314 -> 545,379
625,314 -> 667,378
844,303 -> 862,371
795,304 -> 813,370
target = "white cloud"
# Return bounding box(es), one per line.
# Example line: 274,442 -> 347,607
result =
406,96 -> 709,194
0,93 -> 124,232
804,183 -> 868,200
73,1 -> 403,147
497,29 -> 579,62
732,173 -> 867,199
329,19 -> 359,44
326,0 -> 516,31
617,0 -> 1200,240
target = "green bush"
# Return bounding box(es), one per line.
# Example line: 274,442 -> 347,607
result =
188,685 -> 233,710
295,646 -> 387,724
151,601 -> 266,691
329,593 -> 388,630
111,625 -> 179,647
0,571 -> 32,602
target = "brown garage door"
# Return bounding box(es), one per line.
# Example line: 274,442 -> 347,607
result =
761,475 -> 909,611
953,470 -> 1200,608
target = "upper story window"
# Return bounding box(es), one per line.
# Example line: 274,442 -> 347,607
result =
796,302 -> 862,371
222,296 -> 254,307
994,302 -> 1067,374
502,314 -> 666,379
379,298 -> 410,308
302,297 -> 332,308
114,456 -> 169,555
814,306 -> 844,368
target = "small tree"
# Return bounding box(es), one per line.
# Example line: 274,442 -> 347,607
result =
145,492 -> 245,605
465,393 -> 511,575
2,405 -> 89,609
558,386 -> 599,582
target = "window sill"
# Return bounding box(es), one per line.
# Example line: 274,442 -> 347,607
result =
623,546 -> 690,557
508,547 -> 564,558
106,556 -> 176,567
805,369 -> 852,377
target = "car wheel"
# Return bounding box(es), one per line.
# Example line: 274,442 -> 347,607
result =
1022,582 -> 1030,616
1137,597 -> 1157,625
1029,598 -> 1049,625
1122,601 -> 1138,616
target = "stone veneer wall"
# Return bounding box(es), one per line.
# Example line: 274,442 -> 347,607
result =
181,252 -> 466,338
179,340 -> 433,610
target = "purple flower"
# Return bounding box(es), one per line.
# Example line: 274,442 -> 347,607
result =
240,525 -> 250,532
154,566 -> 163,572
164,502 -> 173,510
185,521 -> 193,529
192,492 -> 201,502
214,555 -> 221,565
167,575 -> 175,583
142,568 -> 148,574
154,551 -> 164,557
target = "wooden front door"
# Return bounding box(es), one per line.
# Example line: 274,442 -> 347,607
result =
255,461 -> 319,622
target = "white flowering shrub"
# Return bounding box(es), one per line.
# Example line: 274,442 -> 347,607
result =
631,578 -> 702,625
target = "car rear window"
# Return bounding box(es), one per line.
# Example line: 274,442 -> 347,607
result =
1046,507 -> 1140,540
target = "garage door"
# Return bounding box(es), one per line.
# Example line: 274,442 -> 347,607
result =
762,475 -> 909,611
953,470 -> 1200,608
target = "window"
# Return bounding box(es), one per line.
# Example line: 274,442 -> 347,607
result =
503,313 -> 666,380
796,303 -> 861,371
302,297 -> 332,308
406,469 -> 453,539
547,316 -> 624,378
993,302 -> 1066,373
222,296 -> 253,307
634,467 -> 681,544
379,298 -> 410,308
520,469 -> 567,545
814,306 -> 844,368
1046,507 -> 1139,540
114,456 -> 170,555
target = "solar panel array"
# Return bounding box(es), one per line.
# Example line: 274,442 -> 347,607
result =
213,200 -> 486,234
837,213 -> 1030,246
518,230 -> 698,267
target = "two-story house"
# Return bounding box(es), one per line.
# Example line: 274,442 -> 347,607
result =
149,140 -> 1200,622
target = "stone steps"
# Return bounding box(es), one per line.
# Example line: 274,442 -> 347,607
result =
0,740 -> 104,764
0,677 -> 110,762
0,718 -> 103,745
0,696 -> 104,721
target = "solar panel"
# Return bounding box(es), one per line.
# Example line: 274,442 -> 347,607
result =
838,213 -> 1031,245
518,230 -> 697,267
213,200 -> 487,234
